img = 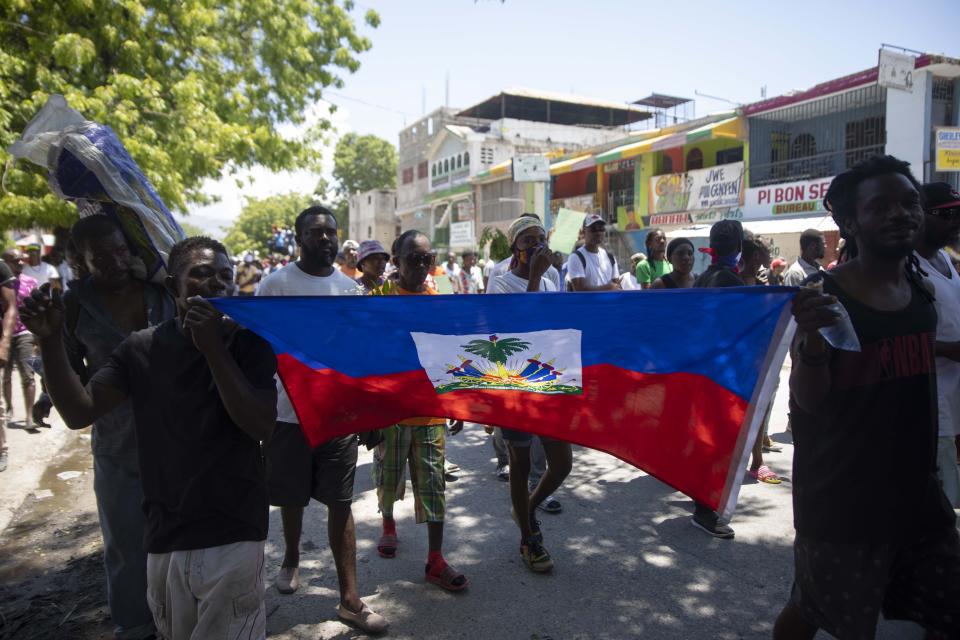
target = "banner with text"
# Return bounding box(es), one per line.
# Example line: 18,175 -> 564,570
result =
744,177 -> 834,220
649,162 -> 745,215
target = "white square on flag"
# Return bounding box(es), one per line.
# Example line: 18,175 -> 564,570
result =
410,330 -> 583,395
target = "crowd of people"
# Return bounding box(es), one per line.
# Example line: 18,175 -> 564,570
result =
2,153 -> 958,639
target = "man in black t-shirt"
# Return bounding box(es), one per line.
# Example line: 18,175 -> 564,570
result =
774,156 -> 959,640
21,237 -> 278,640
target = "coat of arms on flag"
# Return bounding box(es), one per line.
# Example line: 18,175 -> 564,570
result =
410,330 -> 583,395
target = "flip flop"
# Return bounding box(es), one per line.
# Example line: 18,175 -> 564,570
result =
425,562 -> 468,592
377,533 -> 398,558
749,465 -> 782,484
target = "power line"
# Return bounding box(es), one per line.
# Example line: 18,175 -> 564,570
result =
323,91 -> 414,118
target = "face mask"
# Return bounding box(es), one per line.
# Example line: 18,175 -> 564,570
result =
517,244 -> 544,265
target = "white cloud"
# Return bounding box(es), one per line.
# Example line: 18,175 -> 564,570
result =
181,101 -> 351,237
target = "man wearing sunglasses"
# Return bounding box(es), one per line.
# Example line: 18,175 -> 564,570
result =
374,230 -> 469,592
916,182 -> 960,508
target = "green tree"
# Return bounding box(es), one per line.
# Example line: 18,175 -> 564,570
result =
0,1 -> 380,230
222,192 -> 315,256
478,226 -> 511,262
317,132 -> 396,231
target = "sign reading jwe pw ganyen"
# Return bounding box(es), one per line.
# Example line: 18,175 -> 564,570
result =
649,162 -> 745,214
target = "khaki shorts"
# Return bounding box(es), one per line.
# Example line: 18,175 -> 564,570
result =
146,540 -> 265,640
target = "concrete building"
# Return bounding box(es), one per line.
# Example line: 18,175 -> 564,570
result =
347,188 -> 398,248
396,88 -> 650,251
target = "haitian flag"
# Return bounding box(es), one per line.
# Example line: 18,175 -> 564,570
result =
212,288 -> 794,518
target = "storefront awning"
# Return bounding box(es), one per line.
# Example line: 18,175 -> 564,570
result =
594,117 -> 746,165
550,154 -> 595,176
683,116 -> 744,143
594,133 -> 675,164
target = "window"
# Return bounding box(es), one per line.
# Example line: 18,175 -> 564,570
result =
367,225 -> 372,238
418,161 -> 428,179
444,159 -> 449,173
686,148 -> 704,171
585,171 -> 597,194
402,167 -> 414,184
716,147 -> 744,165
431,164 -> 436,177
457,154 -> 462,169
844,116 -> 885,168
790,134 -> 816,159
659,155 -> 673,174
479,179 -> 523,222
463,151 -> 470,167
480,147 -> 494,165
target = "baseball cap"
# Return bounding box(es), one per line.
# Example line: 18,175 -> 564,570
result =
771,258 -> 786,269
583,214 -> 605,229
342,239 -> 360,250
921,182 -> 960,210
357,240 -> 389,264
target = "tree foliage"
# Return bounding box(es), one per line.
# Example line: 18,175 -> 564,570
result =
315,132 -> 396,233
0,0 -> 379,230
222,192 -> 315,256
331,132 -> 397,198
478,226 -> 511,262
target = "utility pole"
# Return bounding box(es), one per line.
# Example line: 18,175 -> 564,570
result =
445,71 -> 450,109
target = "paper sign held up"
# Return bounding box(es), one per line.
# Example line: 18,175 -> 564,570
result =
549,208 -> 587,254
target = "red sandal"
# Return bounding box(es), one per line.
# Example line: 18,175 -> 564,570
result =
377,533 -> 398,558
749,465 -> 782,484
425,562 -> 469,592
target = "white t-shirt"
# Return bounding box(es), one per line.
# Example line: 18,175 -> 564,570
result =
23,262 -> 60,287
915,250 -> 960,437
782,258 -> 820,287
256,262 -> 360,424
486,256 -> 561,291
488,271 -> 557,294
565,247 -> 615,288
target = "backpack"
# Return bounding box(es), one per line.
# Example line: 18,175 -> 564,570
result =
573,247 -> 618,282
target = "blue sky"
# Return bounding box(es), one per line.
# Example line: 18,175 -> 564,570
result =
185,0 -> 960,234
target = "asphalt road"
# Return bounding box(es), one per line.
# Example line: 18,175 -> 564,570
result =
262,362 -> 930,640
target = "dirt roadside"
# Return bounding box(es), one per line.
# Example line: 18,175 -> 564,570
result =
0,432 -> 110,640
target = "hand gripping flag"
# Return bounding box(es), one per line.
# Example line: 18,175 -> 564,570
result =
213,288 -> 794,518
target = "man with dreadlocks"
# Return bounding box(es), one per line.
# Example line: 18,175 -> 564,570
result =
773,156 -> 960,640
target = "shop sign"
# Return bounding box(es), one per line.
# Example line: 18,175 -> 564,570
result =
649,162 -> 744,214
648,213 -> 691,226
935,128 -> 960,172
744,177 -> 833,220
690,207 -> 743,224
450,221 -> 475,246
605,159 -> 636,173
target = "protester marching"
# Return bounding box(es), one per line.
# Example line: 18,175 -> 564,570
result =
1,22 -> 960,640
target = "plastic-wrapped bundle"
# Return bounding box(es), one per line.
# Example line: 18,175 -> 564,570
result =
8,95 -> 185,282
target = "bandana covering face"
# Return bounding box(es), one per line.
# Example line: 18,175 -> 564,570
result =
699,247 -> 741,272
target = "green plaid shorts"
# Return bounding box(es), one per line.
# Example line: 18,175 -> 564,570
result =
375,424 -> 446,523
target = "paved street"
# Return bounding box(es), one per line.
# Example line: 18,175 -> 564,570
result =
0,363 -> 934,639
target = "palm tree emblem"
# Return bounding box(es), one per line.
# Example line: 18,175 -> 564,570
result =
461,335 -> 531,378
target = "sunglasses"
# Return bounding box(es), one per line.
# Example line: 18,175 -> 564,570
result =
401,252 -> 435,267
928,207 -> 960,220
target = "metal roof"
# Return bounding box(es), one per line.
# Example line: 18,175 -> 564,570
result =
457,87 -> 651,126
632,93 -> 693,109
